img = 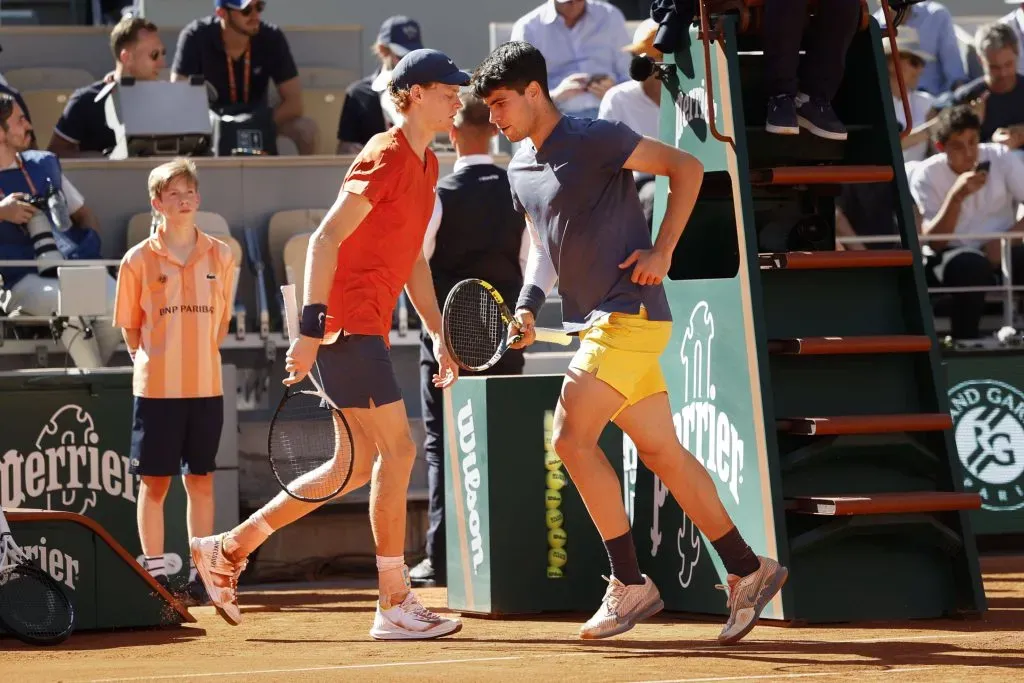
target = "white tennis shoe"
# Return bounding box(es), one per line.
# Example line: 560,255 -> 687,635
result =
190,534 -> 247,626
580,575 -> 664,639
369,591 -> 462,640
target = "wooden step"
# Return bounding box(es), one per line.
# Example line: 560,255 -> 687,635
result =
767,335 -> 932,355
776,413 -> 952,436
750,165 -> 893,185
759,249 -> 914,271
788,492 -> 981,516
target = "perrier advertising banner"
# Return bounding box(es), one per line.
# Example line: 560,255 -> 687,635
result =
0,370 -> 189,595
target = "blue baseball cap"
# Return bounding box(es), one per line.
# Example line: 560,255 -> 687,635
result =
377,15 -> 424,57
215,0 -> 259,9
391,49 -> 471,90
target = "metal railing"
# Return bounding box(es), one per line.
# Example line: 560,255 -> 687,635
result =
837,231 -> 1023,329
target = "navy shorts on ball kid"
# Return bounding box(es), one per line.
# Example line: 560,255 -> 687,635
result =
316,334 -> 403,409
129,396 -> 224,476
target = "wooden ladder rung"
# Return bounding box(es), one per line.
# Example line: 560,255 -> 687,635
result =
759,250 -> 914,271
750,165 -> 893,185
788,492 -> 981,516
767,335 -> 932,355
777,413 -> 953,436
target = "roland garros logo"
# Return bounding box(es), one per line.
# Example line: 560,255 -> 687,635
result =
950,379 -> 1024,512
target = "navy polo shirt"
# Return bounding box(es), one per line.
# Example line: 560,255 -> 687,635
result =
52,80 -> 116,154
172,15 -> 299,110
508,116 -> 672,332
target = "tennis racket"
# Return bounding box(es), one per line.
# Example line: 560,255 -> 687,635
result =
0,508 -> 75,646
267,285 -> 355,503
442,278 -> 572,372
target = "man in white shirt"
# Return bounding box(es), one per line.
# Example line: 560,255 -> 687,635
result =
598,18 -> 661,139
511,0 -> 631,118
910,105 -> 1024,339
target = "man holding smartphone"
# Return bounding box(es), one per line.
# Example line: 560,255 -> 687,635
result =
910,105 -> 1024,340
510,0 -> 631,118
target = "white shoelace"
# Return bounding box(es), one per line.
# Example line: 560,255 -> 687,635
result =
599,576 -> 626,615
401,593 -> 441,622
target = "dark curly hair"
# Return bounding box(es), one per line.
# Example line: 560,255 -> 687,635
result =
472,41 -> 551,100
932,105 -> 981,146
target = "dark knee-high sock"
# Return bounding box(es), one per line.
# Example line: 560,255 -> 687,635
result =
711,527 -> 760,577
604,531 -> 644,586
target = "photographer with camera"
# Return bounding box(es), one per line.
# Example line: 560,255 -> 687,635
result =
0,94 -> 120,368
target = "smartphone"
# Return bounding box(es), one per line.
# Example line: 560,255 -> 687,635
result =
975,161 -> 991,173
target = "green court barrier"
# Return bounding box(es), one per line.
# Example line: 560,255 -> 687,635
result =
0,370 -> 191,590
945,350 -> 1024,536
3,511 -> 193,633
443,375 -> 623,615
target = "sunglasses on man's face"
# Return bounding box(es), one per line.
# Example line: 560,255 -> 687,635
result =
149,48 -> 167,61
235,0 -> 266,16
901,54 -> 925,69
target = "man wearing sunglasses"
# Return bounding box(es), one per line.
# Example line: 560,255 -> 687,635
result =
48,14 -> 167,158
172,0 -> 317,156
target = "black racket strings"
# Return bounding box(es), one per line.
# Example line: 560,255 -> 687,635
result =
270,388 -> 353,501
447,284 -> 505,368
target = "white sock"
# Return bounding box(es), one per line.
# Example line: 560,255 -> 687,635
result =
144,554 -> 166,579
248,509 -> 275,540
189,557 -> 197,583
376,555 -> 408,608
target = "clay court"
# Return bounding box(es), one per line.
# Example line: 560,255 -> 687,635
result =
2,555 -> 1021,683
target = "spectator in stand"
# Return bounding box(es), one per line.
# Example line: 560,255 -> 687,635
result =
910,106 -> 1024,340
0,94 -> 120,368
950,23 -> 1024,148
885,27 -> 938,167
999,1 -> 1024,73
171,0 -> 318,155
48,14 -> 166,158
336,16 -> 423,155
511,0 -> 630,119
598,18 -> 661,139
873,1 -> 966,96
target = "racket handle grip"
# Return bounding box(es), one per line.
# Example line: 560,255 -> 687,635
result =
534,327 -> 574,346
281,284 -> 300,342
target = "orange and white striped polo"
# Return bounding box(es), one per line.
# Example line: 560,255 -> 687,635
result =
114,228 -> 236,399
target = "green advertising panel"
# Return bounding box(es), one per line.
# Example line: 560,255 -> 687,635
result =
444,375 -> 624,615
4,517 -> 189,631
944,351 -> 1024,535
0,370 -> 189,588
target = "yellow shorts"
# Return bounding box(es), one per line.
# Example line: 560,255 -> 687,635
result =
569,308 -> 673,419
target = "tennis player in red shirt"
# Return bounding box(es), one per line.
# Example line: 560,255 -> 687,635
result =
191,49 -> 467,640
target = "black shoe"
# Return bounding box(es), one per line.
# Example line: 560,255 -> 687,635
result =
795,94 -> 848,141
765,94 -> 799,135
409,558 -> 445,587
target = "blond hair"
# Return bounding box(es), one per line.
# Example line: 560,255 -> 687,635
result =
148,157 -> 199,202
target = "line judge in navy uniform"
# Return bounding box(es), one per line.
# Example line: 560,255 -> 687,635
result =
409,92 -> 530,588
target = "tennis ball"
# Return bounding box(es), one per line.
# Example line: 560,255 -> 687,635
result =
544,450 -> 563,471
547,566 -> 563,579
545,507 -> 563,529
548,548 -> 567,568
546,468 -> 567,491
543,410 -> 554,432
544,488 -> 562,509
548,527 -> 567,549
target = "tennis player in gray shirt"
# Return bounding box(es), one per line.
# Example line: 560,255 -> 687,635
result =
473,41 -> 788,644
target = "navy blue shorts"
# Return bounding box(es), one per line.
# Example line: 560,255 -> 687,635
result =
316,334 -> 403,409
129,396 -> 224,476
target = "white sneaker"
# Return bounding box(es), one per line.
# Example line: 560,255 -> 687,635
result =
190,534 -> 247,626
369,591 -> 462,640
580,575 -> 664,639
716,556 -> 789,645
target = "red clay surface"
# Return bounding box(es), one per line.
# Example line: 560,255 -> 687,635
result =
5,556 -> 1023,683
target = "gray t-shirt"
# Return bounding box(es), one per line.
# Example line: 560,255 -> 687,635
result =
508,116 -> 672,332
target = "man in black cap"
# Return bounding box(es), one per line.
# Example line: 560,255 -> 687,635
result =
191,48 -> 473,642
337,15 -> 424,155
